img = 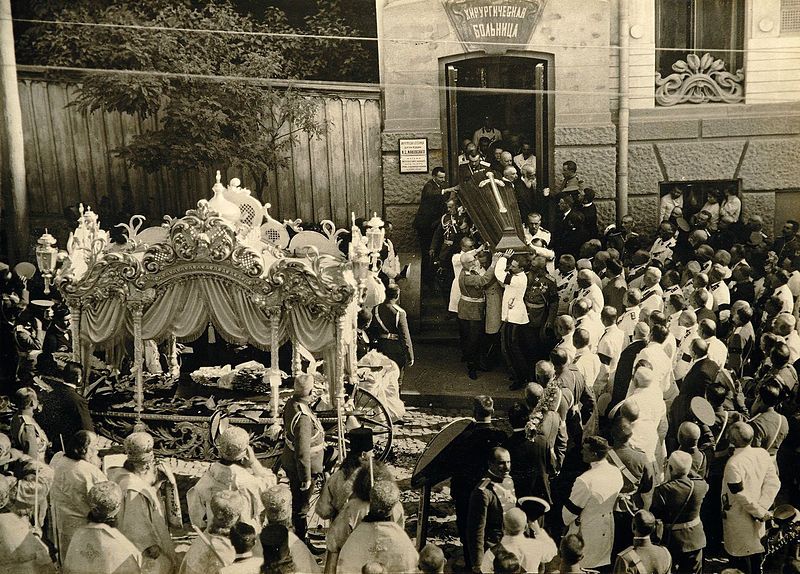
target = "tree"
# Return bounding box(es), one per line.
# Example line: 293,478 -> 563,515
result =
14,0 -> 375,199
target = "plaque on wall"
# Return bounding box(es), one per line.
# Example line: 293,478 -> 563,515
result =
399,138 -> 429,174
443,0 -> 548,54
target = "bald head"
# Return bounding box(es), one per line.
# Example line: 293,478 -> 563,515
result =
668,450 -> 693,478
678,421 -> 701,447
556,315 -> 575,336
577,269 -> 594,288
728,421 -> 754,448
633,321 -> 651,341
534,361 -> 555,384
572,298 -> 591,318
633,366 -> 655,389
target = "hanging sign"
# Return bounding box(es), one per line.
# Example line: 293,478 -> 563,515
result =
399,138 -> 429,174
443,0 -> 548,54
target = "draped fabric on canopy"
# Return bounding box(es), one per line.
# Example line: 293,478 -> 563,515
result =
80,277 -> 338,353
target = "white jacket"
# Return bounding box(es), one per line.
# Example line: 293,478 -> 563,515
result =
494,258 -> 529,325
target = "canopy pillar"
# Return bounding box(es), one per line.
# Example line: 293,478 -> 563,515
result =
166,333 -> 179,377
268,313 -> 281,421
129,297 -> 144,423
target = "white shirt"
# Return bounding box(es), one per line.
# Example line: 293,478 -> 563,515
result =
674,331 -> 700,381
577,283 -> 604,318
494,257 -> 529,325
555,270 -> 579,315
524,225 -> 552,248
617,306 -> 641,347
598,323 -> 625,380
513,153 -> 537,173
706,336 -> 728,368
625,386 -> 666,462
659,194 -> 683,223
576,315 -> 604,352
650,236 -> 676,265
775,284 -> 795,315
574,347 -> 601,390
634,342 -> 672,395
480,531 -> 556,574
640,284 -> 664,315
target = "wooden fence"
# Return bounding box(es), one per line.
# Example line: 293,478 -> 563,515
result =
7,76 -> 382,239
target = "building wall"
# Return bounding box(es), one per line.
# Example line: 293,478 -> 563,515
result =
379,0 -> 800,251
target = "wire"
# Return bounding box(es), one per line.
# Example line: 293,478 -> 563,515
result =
15,64 -> 630,97
10,16 -> 800,54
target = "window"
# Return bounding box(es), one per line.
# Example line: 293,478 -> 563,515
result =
782,0 -> 800,34
656,0 -> 745,79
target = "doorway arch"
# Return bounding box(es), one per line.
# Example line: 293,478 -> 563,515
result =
439,52 -> 555,189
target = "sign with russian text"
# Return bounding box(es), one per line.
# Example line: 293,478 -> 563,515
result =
443,0 -> 547,54
399,138 -> 429,174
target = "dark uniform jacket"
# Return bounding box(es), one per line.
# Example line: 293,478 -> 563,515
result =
467,475 -> 515,569
609,443 -> 654,511
281,396 -> 324,483
414,178 -> 447,231
524,271 -> 558,330
36,379 -> 93,455
614,539 -> 672,574
651,476 -> 708,553
458,266 -> 495,322
552,210 -> 583,258
603,275 -> 628,316
450,423 -> 507,498
369,302 -> 413,369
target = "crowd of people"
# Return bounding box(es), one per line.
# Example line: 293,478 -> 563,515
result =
411,140 -> 800,572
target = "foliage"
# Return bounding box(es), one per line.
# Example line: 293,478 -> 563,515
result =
13,0 -> 376,196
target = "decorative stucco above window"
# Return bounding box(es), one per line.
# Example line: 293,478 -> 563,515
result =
655,0 -> 745,106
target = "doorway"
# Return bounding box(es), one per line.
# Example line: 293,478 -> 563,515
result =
440,53 -> 554,188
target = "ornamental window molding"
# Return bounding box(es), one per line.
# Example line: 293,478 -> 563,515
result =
655,53 -> 744,107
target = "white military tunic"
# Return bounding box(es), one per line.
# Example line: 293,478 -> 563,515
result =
494,258 -> 529,325
722,445 -> 781,557
562,458 -> 623,568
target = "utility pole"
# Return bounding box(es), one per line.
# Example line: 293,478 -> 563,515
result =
0,0 -> 28,262
616,0 -> 630,224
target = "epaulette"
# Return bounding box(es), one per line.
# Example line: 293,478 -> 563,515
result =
480,161 -> 491,167
296,402 -> 314,418
477,478 -> 491,490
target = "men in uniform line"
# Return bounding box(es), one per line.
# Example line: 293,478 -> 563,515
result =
494,250 -> 530,387
555,255 -> 579,316
597,307 -> 625,393
188,426 -> 276,533
575,269 -> 604,320
451,396 -> 507,563
116,432 -> 178,574
748,379 -> 789,464
613,510 -> 672,574
562,436 -> 623,571
573,299 -> 603,352
651,451 -> 708,574
723,422 -> 781,574
466,447 -> 516,572
180,491 -> 242,574
279,375 -> 325,540
63,481 -> 142,574
622,367 -> 667,467
458,249 -> 497,380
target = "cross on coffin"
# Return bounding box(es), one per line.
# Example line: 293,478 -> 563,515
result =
458,171 -> 528,252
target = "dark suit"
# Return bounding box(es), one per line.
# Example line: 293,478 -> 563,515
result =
730,281 -> 755,307
668,357 -> 719,451
39,325 -> 71,374
579,203 -> 598,238
552,210 -> 582,258
610,442 -> 656,557
503,429 -> 551,503
610,339 -> 648,409
0,319 -> 19,396
513,179 -> 533,223
694,306 -> 716,324
36,379 -> 93,457
651,476 -> 708,574
369,302 -> 413,381
414,178 -> 447,281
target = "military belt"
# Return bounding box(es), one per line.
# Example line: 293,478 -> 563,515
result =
671,516 -> 700,531
378,334 -> 399,341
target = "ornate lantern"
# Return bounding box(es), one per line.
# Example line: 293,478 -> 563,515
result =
35,229 -> 58,294
365,213 -> 385,255
350,236 -> 371,284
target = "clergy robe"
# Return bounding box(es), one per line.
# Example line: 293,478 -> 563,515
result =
63,523 -> 142,574
337,520 -> 418,574
0,511 -> 55,574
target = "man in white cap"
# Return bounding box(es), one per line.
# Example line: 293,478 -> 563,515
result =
63,481 -> 142,574
188,426 -> 276,532
116,432 -> 178,574
280,374 -> 325,540
479,506 -> 556,573
181,490 -> 242,574
723,421 -> 781,574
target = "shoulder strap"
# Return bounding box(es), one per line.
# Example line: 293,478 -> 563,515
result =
619,547 -> 647,574
715,411 -> 729,444
607,449 -> 638,486
669,480 -> 695,530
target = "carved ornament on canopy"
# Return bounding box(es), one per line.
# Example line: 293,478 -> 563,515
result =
656,53 -> 744,107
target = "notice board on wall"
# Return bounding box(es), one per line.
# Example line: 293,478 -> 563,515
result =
399,138 -> 429,174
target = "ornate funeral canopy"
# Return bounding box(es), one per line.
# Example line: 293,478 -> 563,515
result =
57,174 -> 358,419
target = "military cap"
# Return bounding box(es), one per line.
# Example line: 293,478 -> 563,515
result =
88,481 -> 123,519
210,490 -> 244,528
125,431 -> 155,464
774,504 -> 798,523
217,426 -> 249,462
347,427 -> 374,455
30,299 -> 54,309
676,217 -> 690,232
262,484 -> 292,524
